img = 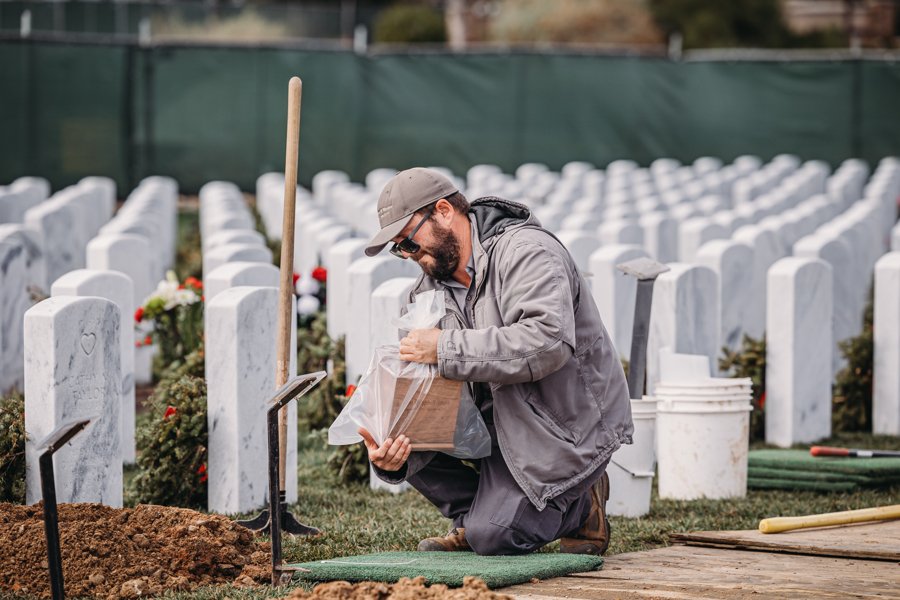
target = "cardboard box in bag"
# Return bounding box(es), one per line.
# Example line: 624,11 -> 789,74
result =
385,372 -> 463,451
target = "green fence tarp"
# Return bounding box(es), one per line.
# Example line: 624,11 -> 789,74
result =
1,38 -> 899,194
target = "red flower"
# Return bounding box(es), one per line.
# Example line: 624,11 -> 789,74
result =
144,335 -> 152,346
758,392 -> 766,411
163,406 -> 177,420
197,463 -> 208,483
312,266 -> 327,283
292,272 -> 300,285
134,307 -> 144,322
134,340 -> 143,348
346,384 -> 356,398
177,284 -> 185,290
185,276 -> 203,290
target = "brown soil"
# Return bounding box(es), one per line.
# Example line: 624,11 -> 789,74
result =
0,502 -> 270,599
281,576 -> 512,600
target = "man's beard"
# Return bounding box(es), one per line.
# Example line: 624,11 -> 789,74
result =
415,222 -> 460,281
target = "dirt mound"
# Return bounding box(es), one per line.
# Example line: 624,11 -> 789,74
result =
282,576 -> 512,600
0,502 -> 269,598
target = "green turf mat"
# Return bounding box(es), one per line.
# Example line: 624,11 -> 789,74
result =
748,466 -> 887,485
748,450 -> 900,478
748,477 -> 861,492
288,551 -> 603,588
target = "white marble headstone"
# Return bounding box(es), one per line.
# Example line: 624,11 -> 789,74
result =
368,277 -> 417,495
695,239 -> 754,360
24,296 -> 122,506
588,244 -> 649,359
205,261 -> 279,303
733,225 -> 787,339
556,230 -> 601,274
206,286 -> 299,513
793,233 -> 855,374
202,243 -> 273,281
24,197 -> 80,289
0,236 -> 28,392
678,218 -> 728,263
647,264 -> 719,394
639,212 -> 678,263
345,256 -> 419,384
873,252 -> 900,435
51,269 -> 136,464
765,257 -> 833,447
325,238 -> 368,341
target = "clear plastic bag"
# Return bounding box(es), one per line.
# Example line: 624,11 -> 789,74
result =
328,290 -> 491,459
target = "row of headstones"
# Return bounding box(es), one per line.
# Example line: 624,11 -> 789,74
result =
14,177 -> 179,470
199,181 -> 272,282
21,279 -> 302,513
0,177 -> 116,394
255,156 -> 887,386
554,159 -> 874,361
255,155 -> 817,283
198,181 -> 306,513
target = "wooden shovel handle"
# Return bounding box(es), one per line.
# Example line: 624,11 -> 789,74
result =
759,505 -> 900,534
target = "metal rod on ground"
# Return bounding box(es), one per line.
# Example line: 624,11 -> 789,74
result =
617,257 -> 670,399
266,372 -> 327,585
36,417 -> 94,600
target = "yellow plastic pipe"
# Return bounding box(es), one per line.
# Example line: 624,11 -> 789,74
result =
759,504 -> 900,534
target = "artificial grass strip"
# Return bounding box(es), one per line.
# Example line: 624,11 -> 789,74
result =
748,477 -> 861,492
748,466 -> 881,484
749,450 -> 900,478
289,551 -> 603,588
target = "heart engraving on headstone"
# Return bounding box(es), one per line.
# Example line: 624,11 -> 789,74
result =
81,333 -> 97,355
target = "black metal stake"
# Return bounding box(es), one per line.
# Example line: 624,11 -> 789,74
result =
36,417 -> 94,600
235,372 -> 326,586
617,258 -> 670,400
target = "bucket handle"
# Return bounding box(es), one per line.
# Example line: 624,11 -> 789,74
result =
610,459 -> 655,478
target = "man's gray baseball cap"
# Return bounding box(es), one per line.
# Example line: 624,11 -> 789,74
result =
365,167 -> 458,257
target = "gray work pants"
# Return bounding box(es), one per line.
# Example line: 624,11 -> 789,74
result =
407,442 -> 609,555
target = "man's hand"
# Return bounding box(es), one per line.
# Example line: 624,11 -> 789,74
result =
359,427 -> 411,472
399,328 -> 441,364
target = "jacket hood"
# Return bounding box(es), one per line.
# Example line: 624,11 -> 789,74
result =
469,197 -> 539,248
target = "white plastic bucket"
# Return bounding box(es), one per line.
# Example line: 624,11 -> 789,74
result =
607,398 -> 656,517
656,398 -> 751,500
606,461 -> 653,518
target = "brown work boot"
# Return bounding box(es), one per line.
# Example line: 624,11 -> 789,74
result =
559,471 -> 611,556
417,527 -> 470,552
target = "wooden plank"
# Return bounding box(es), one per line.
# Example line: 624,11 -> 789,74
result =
670,519 -> 900,561
504,546 -> 899,600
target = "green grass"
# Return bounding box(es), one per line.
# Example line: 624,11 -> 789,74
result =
276,431 -> 899,561
145,430 -> 898,599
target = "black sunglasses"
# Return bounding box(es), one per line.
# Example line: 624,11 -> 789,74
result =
390,206 -> 433,259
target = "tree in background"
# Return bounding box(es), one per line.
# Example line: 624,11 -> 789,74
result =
489,0 -> 664,46
648,0 -> 846,49
374,2 -> 447,43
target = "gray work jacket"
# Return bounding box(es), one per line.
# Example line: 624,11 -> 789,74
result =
379,197 -> 633,510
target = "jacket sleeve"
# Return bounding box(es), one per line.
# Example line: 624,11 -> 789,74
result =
437,238 -> 577,384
